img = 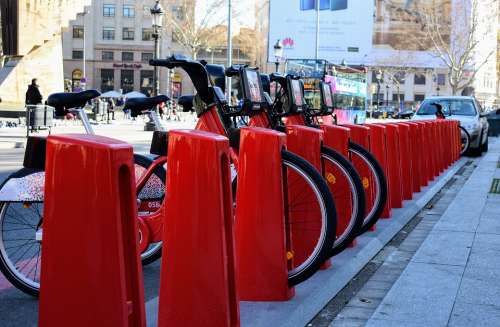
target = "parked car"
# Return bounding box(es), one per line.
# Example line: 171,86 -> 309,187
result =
412,96 -> 489,155
396,109 -> 415,119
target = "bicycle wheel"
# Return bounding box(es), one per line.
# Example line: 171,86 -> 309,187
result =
459,126 -> 470,156
347,142 -> 388,234
282,150 -> 337,286
320,146 -> 365,257
0,155 -> 166,297
134,154 -> 166,265
0,200 -> 43,297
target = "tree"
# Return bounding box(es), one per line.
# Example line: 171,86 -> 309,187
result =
168,0 -> 239,60
417,0 -> 497,95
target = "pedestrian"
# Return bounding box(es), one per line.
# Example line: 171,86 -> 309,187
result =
107,98 -> 115,120
25,78 -> 43,106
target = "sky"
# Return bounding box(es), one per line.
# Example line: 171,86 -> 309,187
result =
195,0 -> 256,30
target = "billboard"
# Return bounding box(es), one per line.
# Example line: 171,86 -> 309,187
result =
268,0 -> 453,68
268,0 -> 375,63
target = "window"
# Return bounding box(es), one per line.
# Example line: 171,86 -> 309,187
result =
72,50 -> 83,59
142,28 -> 153,41
171,5 -> 185,20
371,71 -> 383,83
122,27 -> 135,40
414,73 -> 426,85
414,94 -> 425,102
418,99 -> 477,116
437,73 -> 446,86
141,52 -> 153,62
102,51 -> 114,61
393,71 -> 405,84
123,5 -> 135,17
122,52 -> 134,61
140,70 -> 154,95
392,94 -> 405,102
101,69 -> 115,92
73,26 -> 84,38
103,27 -> 115,40
103,4 -> 116,17
121,70 -> 134,93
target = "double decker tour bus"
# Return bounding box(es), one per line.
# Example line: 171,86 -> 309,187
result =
285,59 -> 368,124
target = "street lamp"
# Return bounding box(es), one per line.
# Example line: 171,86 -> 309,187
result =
273,39 -> 284,73
375,70 -> 382,117
151,0 -> 164,97
385,84 -> 390,107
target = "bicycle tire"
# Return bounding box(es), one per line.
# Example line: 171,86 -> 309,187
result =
347,141 -> 388,234
459,126 -> 471,156
0,155 -> 166,297
282,150 -> 337,286
134,154 -> 166,265
320,146 -> 365,257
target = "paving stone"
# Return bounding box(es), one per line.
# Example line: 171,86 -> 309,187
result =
472,232 -> 500,252
456,265 -> 500,307
433,216 -> 481,233
448,302 -> 500,327
369,262 -> 463,326
366,318 -> 437,327
328,317 -> 366,327
362,280 -> 393,291
411,230 -> 474,266
476,217 -> 500,235
335,306 -> 374,320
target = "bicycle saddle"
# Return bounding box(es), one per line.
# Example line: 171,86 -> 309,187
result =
124,95 -> 169,117
47,90 -> 101,111
178,95 -> 194,112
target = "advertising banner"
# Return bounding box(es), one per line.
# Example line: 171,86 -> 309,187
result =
268,0 -> 375,63
268,0 -> 453,68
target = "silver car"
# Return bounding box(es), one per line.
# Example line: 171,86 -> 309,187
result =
412,96 -> 489,154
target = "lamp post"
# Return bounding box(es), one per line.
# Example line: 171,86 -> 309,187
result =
81,8 -> 89,91
385,85 -> 390,107
273,39 -> 283,73
151,0 -> 164,97
375,70 -> 382,117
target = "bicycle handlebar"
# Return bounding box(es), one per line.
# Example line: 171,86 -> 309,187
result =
149,55 -> 214,105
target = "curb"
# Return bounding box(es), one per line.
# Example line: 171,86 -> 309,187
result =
143,158 -> 468,327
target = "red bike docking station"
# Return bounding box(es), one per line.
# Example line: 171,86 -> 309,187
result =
364,124 -> 392,218
320,125 -> 356,245
39,134 -> 146,327
158,130 -> 239,327
284,124 -> 333,269
235,127 -> 294,301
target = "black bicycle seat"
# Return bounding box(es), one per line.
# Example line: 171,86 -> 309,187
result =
124,95 -> 169,117
178,95 -> 194,112
47,90 -> 101,111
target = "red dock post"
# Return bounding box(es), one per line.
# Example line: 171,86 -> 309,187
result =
235,127 -> 294,301
39,134 -> 145,327
158,130 -> 239,327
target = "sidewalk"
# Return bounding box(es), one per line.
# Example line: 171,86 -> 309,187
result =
365,138 -> 500,327
0,117 -> 197,151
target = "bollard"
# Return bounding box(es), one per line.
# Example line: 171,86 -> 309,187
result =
342,124 -> 376,225
364,124 -> 391,218
158,130 -> 239,327
285,124 -> 332,269
320,125 -> 355,245
396,123 -> 414,200
413,121 -> 432,185
404,122 -> 421,193
376,124 -> 403,209
235,127 -> 294,301
39,134 -> 145,327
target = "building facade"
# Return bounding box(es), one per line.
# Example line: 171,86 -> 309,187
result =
62,0 -> 190,97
